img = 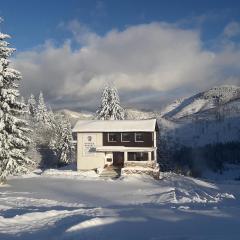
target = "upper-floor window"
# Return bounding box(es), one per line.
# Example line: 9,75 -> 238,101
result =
135,132 -> 144,142
121,133 -> 131,142
108,133 -> 118,142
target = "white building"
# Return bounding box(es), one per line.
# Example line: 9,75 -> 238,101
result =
72,119 -> 159,178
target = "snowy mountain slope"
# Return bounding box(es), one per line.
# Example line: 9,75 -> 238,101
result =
57,108 -> 156,123
161,85 -> 240,120
56,109 -> 94,125
57,109 -> 94,120
165,115 -> 240,146
125,108 -> 155,119
159,98 -> 185,117
157,85 -> 240,146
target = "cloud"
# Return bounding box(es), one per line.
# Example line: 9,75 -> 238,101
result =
13,22 -> 240,111
223,21 -> 240,38
58,20 -> 99,45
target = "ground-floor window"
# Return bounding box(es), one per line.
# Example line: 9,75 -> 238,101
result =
128,152 -> 148,161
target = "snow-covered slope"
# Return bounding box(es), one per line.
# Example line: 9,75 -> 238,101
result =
57,109 -> 94,120
57,108 -> 156,123
161,85 -> 240,120
125,108 -> 155,120
56,109 -> 94,125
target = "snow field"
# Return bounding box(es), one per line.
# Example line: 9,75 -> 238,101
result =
0,171 -> 239,239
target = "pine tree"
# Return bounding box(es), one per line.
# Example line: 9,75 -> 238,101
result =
50,114 -> 73,166
20,96 -> 28,117
96,86 -> 110,120
27,94 -> 36,117
96,85 -> 125,120
109,86 -> 125,120
35,92 -> 51,126
0,25 -> 32,183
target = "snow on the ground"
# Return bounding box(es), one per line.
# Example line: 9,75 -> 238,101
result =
0,171 -> 240,239
42,169 -> 99,179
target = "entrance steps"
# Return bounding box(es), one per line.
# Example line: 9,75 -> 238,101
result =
99,166 -> 121,179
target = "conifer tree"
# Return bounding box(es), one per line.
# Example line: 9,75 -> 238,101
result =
109,86 -> 125,120
50,114 -> 73,165
0,24 -> 32,183
35,92 -> 51,126
27,94 -> 36,117
96,85 -> 125,120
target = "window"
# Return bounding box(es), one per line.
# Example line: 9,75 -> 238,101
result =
121,133 -> 131,142
108,133 -> 118,142
128,152 -> 148,161
135,133 -> 144,142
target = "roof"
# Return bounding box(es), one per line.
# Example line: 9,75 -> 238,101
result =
72,119 -> 158,133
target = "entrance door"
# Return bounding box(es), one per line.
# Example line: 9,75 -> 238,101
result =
113,152 -> 124,167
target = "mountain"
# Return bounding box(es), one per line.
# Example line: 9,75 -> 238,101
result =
161,85 -> 240,121
56,109 -> 94,125
125,108 -> 155,120
56,85 -> 240,146
57,108 -> 156,124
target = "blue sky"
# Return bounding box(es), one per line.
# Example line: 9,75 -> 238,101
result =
1,0 -> 239,51
1,0 -> 240,110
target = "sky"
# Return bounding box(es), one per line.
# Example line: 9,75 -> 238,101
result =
1,0 -> 240,111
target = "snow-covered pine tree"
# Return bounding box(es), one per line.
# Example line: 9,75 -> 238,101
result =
109,86 -> 125,120
96,85 -> 125,120
27,94 -> 36,117
50,114 -> 73,166
35,92 -> 52,126
96,85 -> 110,120
0,26 -> 33,183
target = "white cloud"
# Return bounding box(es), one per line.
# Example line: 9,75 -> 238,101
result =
13,22 -> 240,111
223,21 -> 240,38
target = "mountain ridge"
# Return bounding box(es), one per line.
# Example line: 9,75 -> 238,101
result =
56,85 -> 240,123
160,85 -> 240,120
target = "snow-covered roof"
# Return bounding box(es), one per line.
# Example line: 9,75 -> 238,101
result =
72,119 -> 157,132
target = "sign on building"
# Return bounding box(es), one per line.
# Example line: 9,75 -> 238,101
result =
83,134 -> 97,156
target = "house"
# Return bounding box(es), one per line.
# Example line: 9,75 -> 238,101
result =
72,119 -> 160,178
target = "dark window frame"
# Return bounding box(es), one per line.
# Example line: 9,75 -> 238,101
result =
135,132 -> 144,142
121,132 -> 131,142
108,132 -> 118,142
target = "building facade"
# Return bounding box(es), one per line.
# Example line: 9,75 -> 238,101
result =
72,119 -> 159,177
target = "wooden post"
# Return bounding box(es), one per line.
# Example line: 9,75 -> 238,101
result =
124,151 -> 128,163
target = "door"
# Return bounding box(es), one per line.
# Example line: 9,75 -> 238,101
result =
113,152 -> 124,167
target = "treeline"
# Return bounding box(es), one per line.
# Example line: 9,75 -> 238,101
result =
0,22 -> 74,183
23,92 -> 74,168
158,141 -> 240,177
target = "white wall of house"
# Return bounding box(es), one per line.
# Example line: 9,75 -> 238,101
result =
77,132 -> 105,170
76,130 -> 158,170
